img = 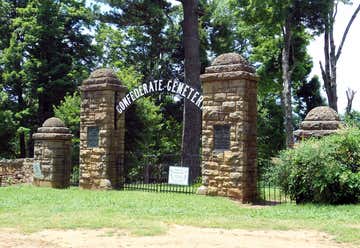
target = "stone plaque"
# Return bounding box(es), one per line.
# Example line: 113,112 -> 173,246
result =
87,126 -> 99,148
214,125 -> 230,150
33,162 -> 44,179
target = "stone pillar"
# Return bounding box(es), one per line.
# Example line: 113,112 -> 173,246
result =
33,117 -> 72,188
79,69 -> 127,189
199,53 -> 258,203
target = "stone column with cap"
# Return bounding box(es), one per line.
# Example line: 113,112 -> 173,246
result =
294,106 -> 341,140
33,117 -> 72,188
199,53 -> 259,202
79,69 -> 127,190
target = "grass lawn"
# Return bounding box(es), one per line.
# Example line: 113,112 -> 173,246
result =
0,185 -> 359,245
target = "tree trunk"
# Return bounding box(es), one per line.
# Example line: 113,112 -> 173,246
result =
281,20 -> 294,148
346,88 -> 356,115
181,0 -> 201,171
320,2 -> 360,112
19,132 -> 26,158
323,4 -> 338,112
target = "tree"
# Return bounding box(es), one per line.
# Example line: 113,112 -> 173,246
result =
97,0 -> 202,165
320,1 -> 360,111
221,0 -> 328,147
0,0 -> 31,157
0,0 -> 96,156
294,75 -> 326,120
346,88 -> 356,115
99,0 -> 183,83
180,0 -> 202,165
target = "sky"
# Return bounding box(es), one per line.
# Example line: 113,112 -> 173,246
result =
308,0 -> 360,114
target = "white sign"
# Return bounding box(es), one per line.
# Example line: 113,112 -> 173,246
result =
168,166 -> 189,186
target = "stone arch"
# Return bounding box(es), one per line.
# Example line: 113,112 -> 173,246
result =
79,53 -> 259,203
115,80 -> 203,114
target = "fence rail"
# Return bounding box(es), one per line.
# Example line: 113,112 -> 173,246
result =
123,153 -> 201,194
256,181 -> 295,205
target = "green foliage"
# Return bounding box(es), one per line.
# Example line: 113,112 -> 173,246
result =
294,75 -> 326,120
274,129 -> 360,204
257,94 -> 285,169
99,0 -> 183,82
0,0 -> 96,157
53,92 -> 81,137
0,91 -> 17,157
344,111 -> 360,129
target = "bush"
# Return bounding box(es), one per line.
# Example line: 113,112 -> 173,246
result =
273,128 -> 360,204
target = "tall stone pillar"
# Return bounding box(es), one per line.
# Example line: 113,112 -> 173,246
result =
79,69 -> 127,189
199,53 -> 258,202
33,117 -> 72,188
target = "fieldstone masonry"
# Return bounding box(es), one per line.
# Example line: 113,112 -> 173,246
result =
199,53 -> 258,202
33,117 -> 72,188
79,69 -> 127,189
0,158 -> 34,186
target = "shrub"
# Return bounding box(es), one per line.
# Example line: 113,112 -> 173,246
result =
273,128 -> 360,204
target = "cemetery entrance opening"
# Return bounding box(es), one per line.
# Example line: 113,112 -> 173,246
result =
123,153 -> 201,194
116,79 -> 204,193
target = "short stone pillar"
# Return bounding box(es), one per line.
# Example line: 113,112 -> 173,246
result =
199,53 -> 258,202
294,106 -> 341,140
79,69 -> 127,189
33,117 -> 72,188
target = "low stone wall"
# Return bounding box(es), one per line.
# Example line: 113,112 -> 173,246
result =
0,158 -> 34,186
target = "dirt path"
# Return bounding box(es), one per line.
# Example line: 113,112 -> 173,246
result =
0,225 -> 351,248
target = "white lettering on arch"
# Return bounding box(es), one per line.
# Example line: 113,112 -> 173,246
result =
116,80 -> 203,114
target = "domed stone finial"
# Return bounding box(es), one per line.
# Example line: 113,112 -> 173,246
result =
304,106 -> 340,121
211,53 -> 249,66
35,117 -> 71,135
42,117 -> 65,127
89,68 -> 118,79
82,68 -> 122,86
294,106 -> 341,140
201,52 -> 257,80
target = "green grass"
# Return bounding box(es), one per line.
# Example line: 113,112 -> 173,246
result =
0,185 -> 359,245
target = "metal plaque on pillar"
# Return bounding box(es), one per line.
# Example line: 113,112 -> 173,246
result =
87,126 -> 99,148
214,125 -> 230,150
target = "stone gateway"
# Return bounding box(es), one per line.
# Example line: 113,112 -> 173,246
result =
29,52 -> 259,203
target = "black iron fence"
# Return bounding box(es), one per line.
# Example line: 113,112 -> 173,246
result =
22,153 -> 294,204
123,153 -> 201,194
256,180 -> 294,205
256,160 -> 295,205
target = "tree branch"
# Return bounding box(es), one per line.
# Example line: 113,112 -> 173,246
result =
346,88 -> 356,115
333,2 -> 338,19
336,3 -> 360,62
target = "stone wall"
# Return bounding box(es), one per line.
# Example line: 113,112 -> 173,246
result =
0,158 -> 34,186
200,53 -> 258,203
79,69 -> 127,190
